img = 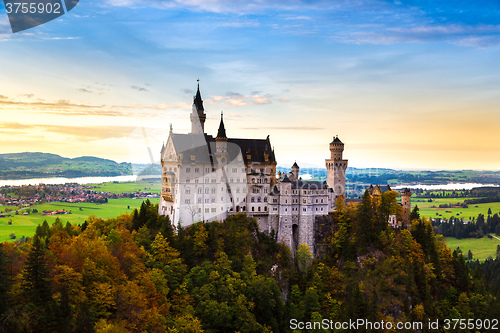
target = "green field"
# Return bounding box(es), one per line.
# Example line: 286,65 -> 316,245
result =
0,197 -> 159,242
89,180 -> 161,194
444,236 -> 500,261
413,197 -> 500,221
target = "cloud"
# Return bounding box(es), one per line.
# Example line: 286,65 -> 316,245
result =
243,126 -> 323,130
206,91 -> 273,108
18,94 -> 34,98
0,122 -> 137,141
131,85 -> 149,92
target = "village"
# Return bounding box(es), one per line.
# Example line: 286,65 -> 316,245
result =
0,182 -> 159,217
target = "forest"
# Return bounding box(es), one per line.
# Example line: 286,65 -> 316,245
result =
0,192 -> 499,333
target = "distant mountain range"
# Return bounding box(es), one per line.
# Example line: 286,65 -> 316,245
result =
0,152 -> 160,180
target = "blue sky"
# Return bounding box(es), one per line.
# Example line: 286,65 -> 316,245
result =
1,0 -> 500,170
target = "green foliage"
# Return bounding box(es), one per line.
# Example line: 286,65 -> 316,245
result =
1,199 -> 499,332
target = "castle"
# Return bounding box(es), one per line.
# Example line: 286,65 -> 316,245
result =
159,83 -> 409,255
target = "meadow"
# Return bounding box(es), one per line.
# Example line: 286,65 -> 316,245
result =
444,236 -> 500,261
90,180 -> 161,194
0,197 -> 159,242
413,197 -> 500,221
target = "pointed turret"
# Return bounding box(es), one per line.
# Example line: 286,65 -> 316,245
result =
216,111 -> 227,140
193,81 -> 204,113
190,80 -> 207,134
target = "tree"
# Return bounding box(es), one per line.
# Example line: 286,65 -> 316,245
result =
356,190 -> 375,251
410,205 -> 420,221
296,243 -> 312,273
468,249 -> 473,260
22,235 -> 52,305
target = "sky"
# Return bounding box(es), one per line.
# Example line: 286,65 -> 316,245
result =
1,0 -> 500,170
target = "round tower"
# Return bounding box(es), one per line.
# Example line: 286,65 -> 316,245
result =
401,188 -> 412,223
325,136 -> 348,198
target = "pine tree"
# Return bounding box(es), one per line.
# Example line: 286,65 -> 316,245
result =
22,235 -> 52,305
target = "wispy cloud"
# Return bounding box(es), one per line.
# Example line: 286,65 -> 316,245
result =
0,122 -> 137,141
131,85 -> 149,92
243,126 -> 323,130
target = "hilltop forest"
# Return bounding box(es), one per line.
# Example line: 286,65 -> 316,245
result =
0,192 -> 499,333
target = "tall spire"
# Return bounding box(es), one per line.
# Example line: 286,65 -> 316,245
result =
216,111 -> 227,139
193,79 -> 204,113
190,80 -> 206,134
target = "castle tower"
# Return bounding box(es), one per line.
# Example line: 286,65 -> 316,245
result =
325,136 -> 348,197
190,81 -> 207,134
291,161 -> 299,181
401,188 -> 412,224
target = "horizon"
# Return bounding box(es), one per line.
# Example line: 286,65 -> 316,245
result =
1,151 -> 499,173
1,1 -> 500,170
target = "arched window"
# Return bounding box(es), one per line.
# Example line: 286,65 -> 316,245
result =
257,197 -> 261,202
264,197 -> 267,202
198,188 -> 202,194
258,206 -> 261,212
252,207 -> 255,212
252,178 -> 255,183
251,197 -> 255,203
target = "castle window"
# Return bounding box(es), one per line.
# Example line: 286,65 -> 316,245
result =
186,167 -> 191,173
205,208 -> 209,213
285,200 -> 287,204
303,199 -> 306,204
198,208 -> 201,213
211,178 -> 216,183
211,198 -> 215,203
198,198 -> 202,204
251,197 -> 255,202
303,208 -> 306,212
169,167 -> 172,171
205,167 -> 210,172
315,199 -> 318,203
321,207 -> 323,211
230,178 -> 233,183
321,199 -> 324,203
258,206 -> 261,211
252,178 -> 255,183
236,188 -> 240,193
264,206 -> 267,211
185,199 -> 190,204
258,197 -> 261,202
186,178 -> 190,183
195,168 -> 199,173
252,207 -> 255,212
205,199 -> 209,203
285,208 -> 287,212
212,188 -> 216,194
243,188 -> 247,193
273,199 -> 277,203
237,178 -> 240,183
274,207 -> 277,211
221,197 -> 224,202
198,188 -> 202,194
211,208 -> 216,212
205,188 -> 209,194
264,197 -> 267,202
205,178 -> 209,183
232,168 -> 237,173
191,155 -> 195,161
